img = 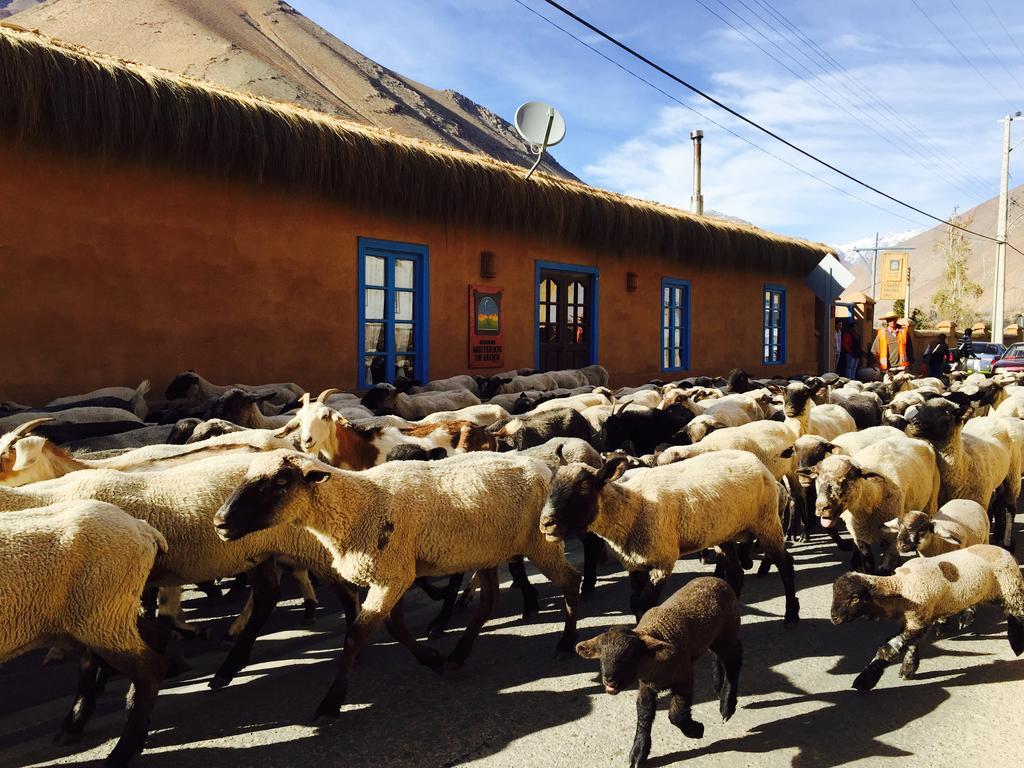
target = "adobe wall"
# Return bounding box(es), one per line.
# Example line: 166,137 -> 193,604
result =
0,143 -> 818,402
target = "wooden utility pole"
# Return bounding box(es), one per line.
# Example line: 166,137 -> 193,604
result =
992,112 -> 1019,345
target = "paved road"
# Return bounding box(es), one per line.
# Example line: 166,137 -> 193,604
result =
2,518 -> 1023,768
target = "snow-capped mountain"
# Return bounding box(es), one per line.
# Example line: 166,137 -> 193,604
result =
835,229 -> 923,265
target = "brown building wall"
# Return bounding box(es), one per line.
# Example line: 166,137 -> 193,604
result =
0,143 -> 818,403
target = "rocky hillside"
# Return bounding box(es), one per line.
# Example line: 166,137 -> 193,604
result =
846,184 -> 1024,322
5,0 -> 575,178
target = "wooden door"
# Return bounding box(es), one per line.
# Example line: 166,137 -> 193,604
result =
538,268 -> 593,371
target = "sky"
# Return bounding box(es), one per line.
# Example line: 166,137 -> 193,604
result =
289,0 -> 1024,248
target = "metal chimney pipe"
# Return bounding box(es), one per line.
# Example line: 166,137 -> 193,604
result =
690,129 -> 704,215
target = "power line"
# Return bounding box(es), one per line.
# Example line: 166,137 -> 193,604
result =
948,0 -> 1024,91
910,0 -> 1013,102
533,0 -> 1024,256
698,0 -> 994,204
753,0 -> 999,196
982,0 -> 1024,60
507,0 -> 929,228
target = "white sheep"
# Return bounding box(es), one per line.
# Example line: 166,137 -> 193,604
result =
0,453 -> 353,690
774,381 -> 857,439
540,449 -> 800,624
46,379 -> 152,420
907,399 -> 1022,549
0,500 -> 169,766
212,449 -> 582,720
831,545 -> 1024,691
532,390 -> 612,414
811,436 -> 940,574
994,394 -> 1024,419
362,385 -> 481,419
889,500 -> 990,557
416,403 -> 510,426
413,374 -> 481,395
164,370 -> 303,407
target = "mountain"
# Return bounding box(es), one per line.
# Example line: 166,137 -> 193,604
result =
0,0 -> 44,18
844,185 -> 1024,323
4,0 -> 576,179
835,229 -> 923,266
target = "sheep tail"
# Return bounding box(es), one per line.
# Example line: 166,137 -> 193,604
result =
138,519 -> 169,555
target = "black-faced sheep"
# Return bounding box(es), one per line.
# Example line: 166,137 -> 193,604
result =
213,450 -> 581,720
831,545 -> 1024,691
540,450 -> 799,624
890,500 -> 990,557
576,577 -> 741,767
772,380 -> 856,439
906,399 -> 1021,549
810,436 -> 940,573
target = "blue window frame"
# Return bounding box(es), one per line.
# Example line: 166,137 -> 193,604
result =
357,238 -> 429,389
763,284 -> 786,365
661,278 -> 691,371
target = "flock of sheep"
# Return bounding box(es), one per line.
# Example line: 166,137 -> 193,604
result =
2,363 -> 1024,767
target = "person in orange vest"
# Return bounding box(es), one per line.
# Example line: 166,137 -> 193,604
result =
870,311 -> 915,373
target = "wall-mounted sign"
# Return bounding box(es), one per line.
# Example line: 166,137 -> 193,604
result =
879,252 -> 908,300
468,284 -> 504,368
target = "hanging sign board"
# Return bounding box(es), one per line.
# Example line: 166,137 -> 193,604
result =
468,285 -> 504,368
879,252 -> 908,300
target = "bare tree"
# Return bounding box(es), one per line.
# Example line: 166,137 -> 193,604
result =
931,211 -> 982,327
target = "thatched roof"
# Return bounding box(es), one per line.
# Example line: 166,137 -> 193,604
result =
0,24 -> 832,272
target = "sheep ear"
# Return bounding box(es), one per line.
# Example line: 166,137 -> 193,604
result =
11,436 -> 47,471
766,383 -> 784,395
274,417 -> 300,437
554,444 -> 567,466
299,464 -> 331,484
881,518 -> 900,534
934,530 -> 961,546
575,636 -> 604,659
598,455 -> 630,483
638,634 -> 676,662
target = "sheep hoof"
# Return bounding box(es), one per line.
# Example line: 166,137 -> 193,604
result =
53,730 -> 82,746
420,649 -> 445,672
302,599 -> 319,625
678,719 -> 704,739
852,664 -> 884,693
312,707 -> 340,724
208,672 -> 233,690
581,580 -> 597,595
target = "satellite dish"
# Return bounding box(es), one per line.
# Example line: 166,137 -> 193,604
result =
514,101 -> 566,181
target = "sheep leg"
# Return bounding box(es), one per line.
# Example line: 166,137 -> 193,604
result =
852,541 -> 876,575
445,567 -> 499,670
628,682 -> 658,768
315,582 -> 403,720
292,569 -> 319,625
769,547 -> 800,625
710,635 -> 742,722
524,541 -> 581,656
384,595 -> 446,671
628,570 -> 669,620
414,576 -> 452,601
225,594 -> 254,642
196,580 -> 223,602
97,639 -> 167,768
455,571 -> 480,612
580,533 -> 605,594
210,560 -> 281,689
334,580 -> 361,632
55,649 -> 100,745
667,669 -> 703,739
508,556 -> 540,618
715,542 -> 745,597
423,573 -> 464,638
853,622 -> 927,692
156,587 -> 203,640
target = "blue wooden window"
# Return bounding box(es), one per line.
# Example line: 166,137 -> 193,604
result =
763,284 -> 786,365
357,238 -> 429,389
661,278 -> 690,371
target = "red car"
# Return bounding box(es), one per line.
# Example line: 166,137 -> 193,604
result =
991,342 -> 1024,373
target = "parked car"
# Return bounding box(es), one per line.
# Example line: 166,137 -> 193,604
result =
966,342 -> 1007,373
991,342 -> 1024,374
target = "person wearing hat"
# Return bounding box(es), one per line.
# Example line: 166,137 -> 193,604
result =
870,311 -> 914,373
